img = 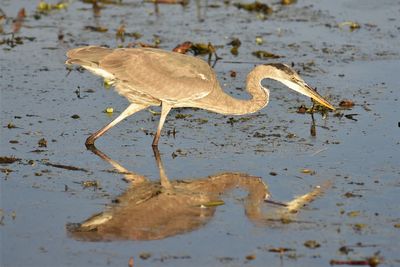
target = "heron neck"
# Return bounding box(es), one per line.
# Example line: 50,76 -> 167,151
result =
196,67 -> 269,115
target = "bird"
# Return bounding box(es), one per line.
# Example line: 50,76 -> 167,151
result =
66,46 -> 335,147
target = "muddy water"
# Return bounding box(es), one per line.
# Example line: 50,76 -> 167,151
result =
1,0 -> 399,266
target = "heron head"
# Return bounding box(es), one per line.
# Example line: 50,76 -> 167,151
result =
262,63 -> 335,110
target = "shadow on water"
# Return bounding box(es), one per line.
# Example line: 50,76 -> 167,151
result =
67,146 -> 330,242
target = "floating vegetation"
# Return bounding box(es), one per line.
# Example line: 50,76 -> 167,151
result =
339,99 -> 355,108
7,122 -> 16,129
173,41 -> 193,54
227,38 -> 241,56
0,35 -> 36,48
12,8 -> 26,33
145,0 -> 189,5
330,256 -> 382,267
191,42 -> 217,56
0,156 -> 20,164
281,0 -> 296,5
105,107 -> 114,114
255,36 -> 263,45
339,21 -> 361,31
252,50 -> 282,59
0,168 -> 14,175
245,254 -> 256,261
173,41 -> 221,62
81,0 -> 123,4
234,1 -> 272,15
38,138 -> 47,148
84,25 -> 108,32
296,103 -> 333,115
139,252 -> 152,260
44,162 -> 88,172
79,180 -> 101,189
301,168 -> 316,175
37,1 -> 68,14
303,240 -> 321,249
116,24 -> 142,42
268,247 -> 295,253
175,113 -> 192,119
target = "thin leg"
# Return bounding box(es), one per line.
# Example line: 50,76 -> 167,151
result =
86,103 -> 148,146
152,146 -> 172,189
152,103 -> 172,147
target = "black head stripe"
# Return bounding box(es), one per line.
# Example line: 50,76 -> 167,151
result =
266,63 -> 296,76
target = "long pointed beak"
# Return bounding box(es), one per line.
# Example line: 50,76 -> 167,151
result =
279,78 -> 335,110
301,83 -> 335,110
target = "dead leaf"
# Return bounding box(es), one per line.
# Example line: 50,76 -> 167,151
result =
339,99 -> 355,108
12,8 -> 26,33
173,41 -> 193,54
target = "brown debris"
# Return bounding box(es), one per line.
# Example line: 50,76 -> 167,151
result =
139,252 -> 152,260
0,35 -> 36,48
80,180 -> 101,189
281,0 -> 296,5
234,1 -> 272,15
252,50 -> 282,59
228,38 -> 241,56
145,0 -> 189,5
44,162 -> 88,172
84,25 -> 108,32
1,168 -> 14,174
116,24 -> 142,42
339,99 -> 355,108
128,257 -> 134,267
0,156 -> 20,164
173,41 -> 193,54
330,256 -> 381,267
191,42 -> 217,56
38,138 -> 47,148
268,247 -> 294,253
173,41 -> 221,63
245,254 -> 256,260
296,105 -> 307,114
116,24 -> 125,41
339,21 -> 361,31
37,1 -> 68,13
304,240 -> 321,249
12,8 -> 26,33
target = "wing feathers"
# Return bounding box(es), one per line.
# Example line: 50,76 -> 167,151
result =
66,46 -> 215,103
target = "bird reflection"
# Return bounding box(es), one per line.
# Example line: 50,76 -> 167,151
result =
67,146 -> 328,241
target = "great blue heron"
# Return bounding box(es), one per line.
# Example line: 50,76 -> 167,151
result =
66,46 -> 335,147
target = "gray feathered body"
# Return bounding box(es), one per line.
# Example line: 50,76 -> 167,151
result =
67,46 -> 217,105
66,46 -> 269,115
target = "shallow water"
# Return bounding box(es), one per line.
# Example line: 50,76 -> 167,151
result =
1,0 -> 399,266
